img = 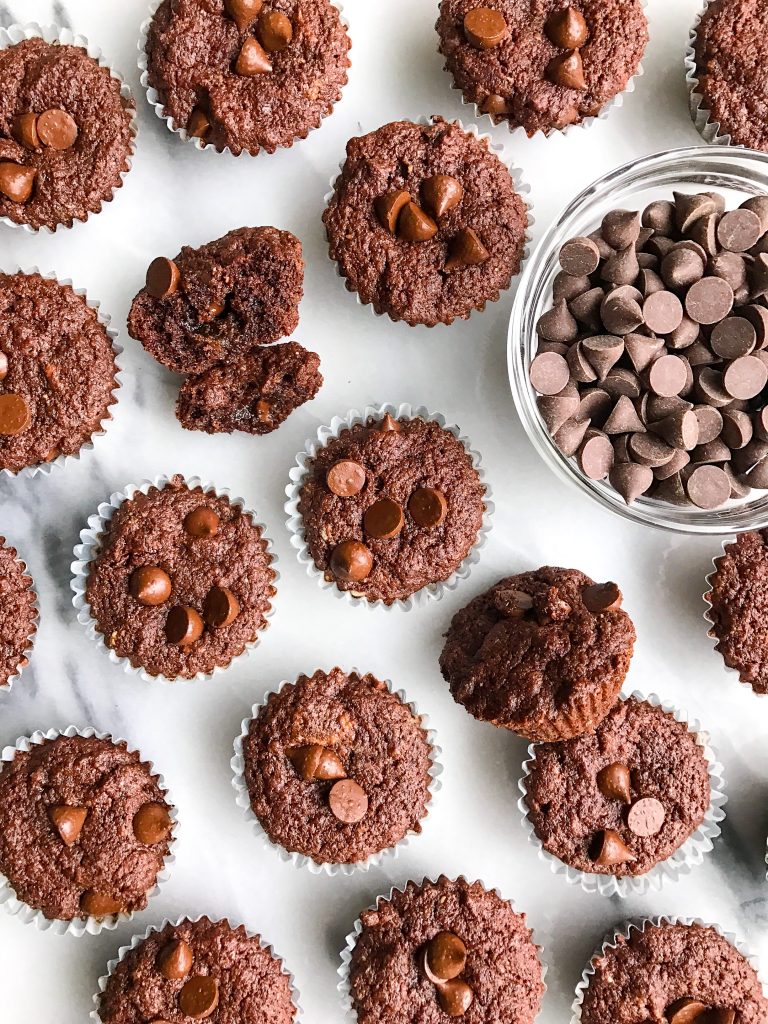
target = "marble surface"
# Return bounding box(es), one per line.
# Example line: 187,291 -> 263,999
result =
1,0 -> 767,1021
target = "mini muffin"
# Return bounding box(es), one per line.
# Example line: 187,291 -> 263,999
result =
436,1 -> 648,137
240,668 -> 434,866
323,117 -> 527,326
97,917 -> 297,1024
144,0 -> 351,156
0,537 -> 37,688
297,411 -> 486,604
0,272 -> 119,474
0,734 -> 174,922
440,567 -> 636,741
0,36 -> 134,230
84,476 -> 276,679
347,876 -> 545,1024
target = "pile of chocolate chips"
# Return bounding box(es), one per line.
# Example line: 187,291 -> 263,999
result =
529,190 -> 768,508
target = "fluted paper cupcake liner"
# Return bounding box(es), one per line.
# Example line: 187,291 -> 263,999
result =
0,23 -> 137,233
0,266 -> 122,480
322,115 -> 534,327
137,0 -> 349,157
285,402 -> 493,610
231,669 -> 443,875
518,691 -> 727,897
91,914 -> 302,1023
0,725 -> 177,937
71,474 -> 279,683
685,2 -> 733,148
0,537 -> 38,697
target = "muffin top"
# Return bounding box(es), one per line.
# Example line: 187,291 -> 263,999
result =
323,117 -> 527,326
242,668 -> 433,864
0,538 -> 36,688
524,698 -> 711,877
436,1 -> 648,136
0,37 -> 134,229
145,0 -> 350,156
0,734 -> 173,921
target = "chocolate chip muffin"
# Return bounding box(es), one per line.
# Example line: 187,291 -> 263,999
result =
579,921 -> 768,1024
297,411 -> 486,604
0,272 -> 119,474
144,0 -> 350,156
0,538 -> 36,689
0,36 -> 134,230
323,117 -> 527,326
84,476 -> 276,679
0,733 -> 174,922
436,1 -> 648,136
440,567 -> 636,741
240,668 -> 434,865
97,917 -> 297,1024
348,877 -> 545,1024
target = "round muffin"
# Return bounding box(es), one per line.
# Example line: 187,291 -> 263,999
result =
439,567 -> 636,741
579,921 -> 768,1024
84,476 -> 276,679
437,1 -> 647,137
322,117 -> 527,326
524,697 -> 712,877
297,412 -> 486,604
348,876 -> 545,1024
144,0 -> 350,156
0,537 -> 36,688
0,272 -> 118,473
97,916 -> 297,1024
0,733 -> 174,922
241,668 -> 434,865
0,37 -> 134,229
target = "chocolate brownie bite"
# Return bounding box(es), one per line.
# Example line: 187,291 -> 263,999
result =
97,916 -> 297,1024
84,476 -> 276,679
240,668 -> 434,866
436,1 -> 648,137
0,734 -> 174,922
0,36 -> 134,230
0,538 -> 36,689
323,117 -> 527,326
0,272 -> 119,474
347,877 -> 545,1024
440,567 -> 636,741
144,0 -> 350,156
297,412 -> 486,604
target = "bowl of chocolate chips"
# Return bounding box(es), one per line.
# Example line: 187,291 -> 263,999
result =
509,146 -> 768,533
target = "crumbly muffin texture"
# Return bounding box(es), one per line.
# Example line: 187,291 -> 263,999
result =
0,538 -> 36,687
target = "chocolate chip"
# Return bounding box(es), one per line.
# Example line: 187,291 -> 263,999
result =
691,436 -> 731,464
718,209 -> 762,252
647,355 -> 688,397
588,230 -> 614,260
0,393 -> 31,435
157,937 -> 193,981
674,191 -> 716,232
0,352 -> 7,381
666,998 -> 710,1024
597,762 -> 632,802
224,0 -> 262,31
445,227 -> 489,271
589,828 -> 636,867
553,270 -> 591,303
601,209 -> 640,250
647,235 -> 675,261
257,9 -> 293,51
463,7 -> 508,48
601,245 -> 639,285
165,606 -> 204,646
710,317 -> 756,359
626,796 -> 665,836
649,409 -> 699,450
723,355 -> 768,399
130,566 -> 172,606
581,335 -> 624,381
203,586 -> 240,627
609,461 -> 653,503
629,432 -> 676,467
566,342 -> 597,384
569,287 -> 605,329
375,190 -> 410,234
661,248 -> 704,289
11,113 -> 40,150
530,351 -> 570,394
537,299 -> 578,343
546,49 -> 586,90
750,253 -> 768,299
425,932 -> 467,982
0,162 -> 36,203
328,778 -> 368,822
179,976 -> 220,1020
146,257 -> 181,299
437,980 -> 474,1017
624,333 -> 664,373
235,36 -> 272,74
602,367 -> 642,399
754,406 -> 768,440
582,581 -> 622,612
709,251 -> 747,290
327,459 -> 366,497
578,432 -> 614,479
601,294 -> 643,336
377,413 -> 400,434
602,395 -> 645,435
643,291 -> 683,335
287,745 -> 346,781
183,506 -> 220,538
686,341 -> 717,367
559,236 -> 600,276
188,108 -> 211,139
398,202 -> 438,242
694,368 -> 732,408
686,464 -> 731,508
544,4 -> 589,47
421,175 -> 463,219
721,409 -> 753,449
330,540 -> 373,582
480,93 -> 508,114
48,805 -> 87,846
363,498 -> 405,539
654,448 -> 691,480
537,393 -> 580,433
689,212 -> 719,256
643,200 -> 675,234
638,268 -> 665,297
80,891 -> 123,918
408,487 -> 448,527
37,108 -> 78,149
554,416 -> 590,456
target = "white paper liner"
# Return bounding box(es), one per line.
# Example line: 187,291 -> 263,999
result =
70,474 -> 279,683
338,876 -> 548,1024
0,538 -> 38,697
685,2 -> 733,148
0,725 -> 177,937
571,916 -> 767,1024
137,0 -> 349,157
0,266 -> 123,480
231,669 -> 443,876
518,691 -> 727,898
0,23 -> 137,233
90,914 -> 302,1023
284,402 -> 493,610
322,115 -> 534,327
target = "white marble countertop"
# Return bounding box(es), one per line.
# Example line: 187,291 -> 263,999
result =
1,0 -> 767,1020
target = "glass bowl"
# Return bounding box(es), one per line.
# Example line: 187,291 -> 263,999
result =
508,146 -> 768,535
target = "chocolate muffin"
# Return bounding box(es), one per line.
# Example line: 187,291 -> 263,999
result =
579,921 -> 768,1024
144,0 -> 350,156
128,226 -> 304,374
297,412 -> 486,604
0,733 -> 173,922
0,538 -> 36,689
323,117 -> 527,326
348,877 -> 545,1024
0,36 -> 134,230
440,567 -> 636,741
84,476 -> 276,679
97,916 -> 297,1024
0,272 -> 119,474
524,698 -> 712,878
241,668 -> 434,865
436,1 -> 648,137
